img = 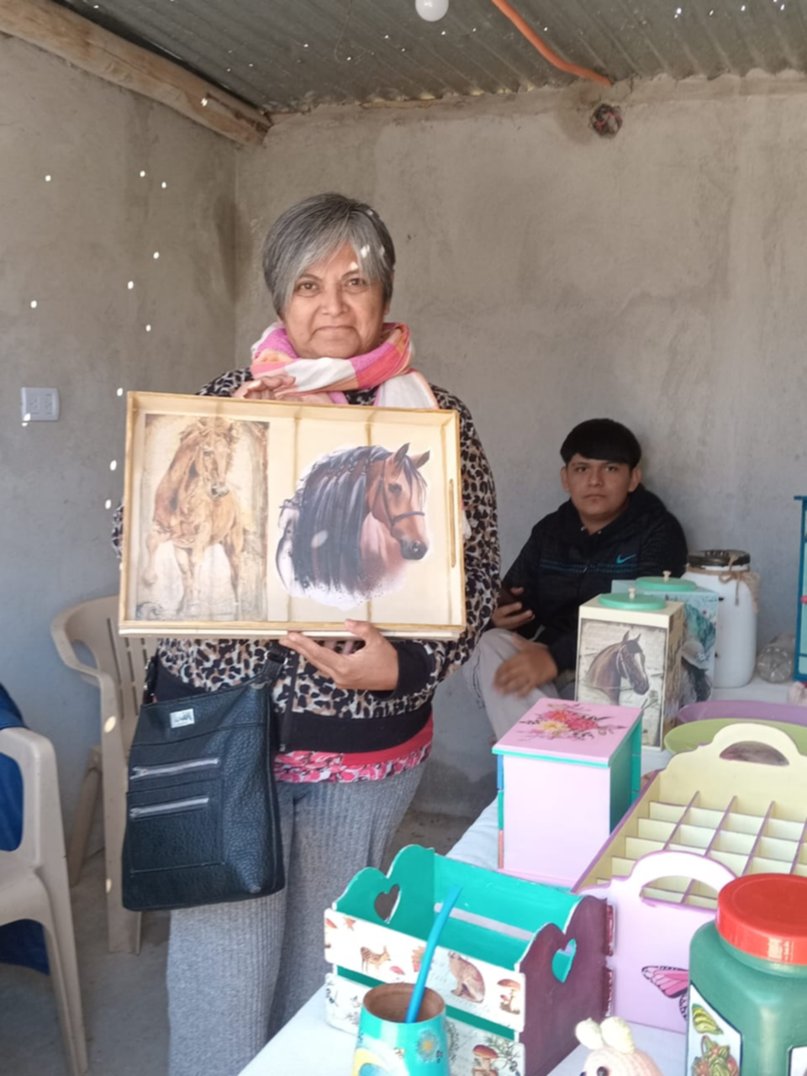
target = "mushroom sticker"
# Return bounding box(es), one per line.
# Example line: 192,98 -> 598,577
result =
471,1043 -> 500,1073
497,977 -> 522,1014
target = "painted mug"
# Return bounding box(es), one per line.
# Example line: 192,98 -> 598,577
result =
353,983 -> 449,1075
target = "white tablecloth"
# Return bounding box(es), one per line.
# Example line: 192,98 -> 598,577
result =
240,799 -> 685,1075
241,684 -> 798,1073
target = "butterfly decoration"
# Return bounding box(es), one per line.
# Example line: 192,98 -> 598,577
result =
641,965 -> 689,1020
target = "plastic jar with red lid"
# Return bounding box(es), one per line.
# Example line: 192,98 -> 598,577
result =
687,874 -> 807,1074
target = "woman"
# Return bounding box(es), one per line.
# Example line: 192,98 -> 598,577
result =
116,192 -> 499,1075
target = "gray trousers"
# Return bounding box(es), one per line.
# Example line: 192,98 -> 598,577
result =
462,628 -> 574,740
167,766 -> 423,1076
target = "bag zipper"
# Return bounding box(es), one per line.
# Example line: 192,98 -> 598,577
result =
129,795 -> 210,818
130,758 -> 220,780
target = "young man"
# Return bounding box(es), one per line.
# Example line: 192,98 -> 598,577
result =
463,418 -> 688,738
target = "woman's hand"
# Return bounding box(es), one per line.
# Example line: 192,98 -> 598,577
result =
493,639 -> 558,696
491,586 -> 535,631
279,620 -> 399,691
233,373 -> 296,400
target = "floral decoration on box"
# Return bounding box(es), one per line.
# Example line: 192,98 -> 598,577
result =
519,701 -> 627,741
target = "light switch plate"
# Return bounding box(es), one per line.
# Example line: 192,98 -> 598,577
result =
21,387 -> 60,421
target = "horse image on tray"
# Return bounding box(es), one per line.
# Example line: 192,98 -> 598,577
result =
137,415 -> 268,621
276,442 -> 431,607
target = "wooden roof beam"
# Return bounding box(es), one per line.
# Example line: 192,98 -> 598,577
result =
0,0 -> 271,146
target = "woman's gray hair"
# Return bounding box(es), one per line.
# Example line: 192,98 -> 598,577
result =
262,193 -> 396,316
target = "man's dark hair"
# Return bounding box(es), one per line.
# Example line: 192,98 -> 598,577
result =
560,418 -> 642,469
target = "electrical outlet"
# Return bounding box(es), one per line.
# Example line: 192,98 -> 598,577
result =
21,387 -> 60,422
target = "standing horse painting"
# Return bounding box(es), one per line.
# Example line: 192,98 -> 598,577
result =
276,442 -> 430,606
584,631 -> 650,705
141,417 -> 245,616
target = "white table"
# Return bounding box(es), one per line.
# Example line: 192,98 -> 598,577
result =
240,800 -> 685,1075
241,679 -> 792,1075
241,980 -> 685,1074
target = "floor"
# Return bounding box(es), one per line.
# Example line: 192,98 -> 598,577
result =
0,808 -> 476,1076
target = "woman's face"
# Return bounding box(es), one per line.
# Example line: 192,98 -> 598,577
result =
282,242 -> 388,359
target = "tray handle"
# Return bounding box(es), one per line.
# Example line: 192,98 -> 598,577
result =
607,849 -> 735,898
694,720 -> 803,766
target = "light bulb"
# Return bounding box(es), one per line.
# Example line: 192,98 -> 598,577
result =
415,0 -> 449,22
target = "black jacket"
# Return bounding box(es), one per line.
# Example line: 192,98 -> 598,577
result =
502,486 -> 687,673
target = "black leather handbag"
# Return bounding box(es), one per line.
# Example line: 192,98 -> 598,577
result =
121,649 -> 285,912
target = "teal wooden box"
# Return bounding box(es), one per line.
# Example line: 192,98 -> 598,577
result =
324,844 -> 608,1076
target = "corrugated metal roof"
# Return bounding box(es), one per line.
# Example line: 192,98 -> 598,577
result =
59,0 -> 807,113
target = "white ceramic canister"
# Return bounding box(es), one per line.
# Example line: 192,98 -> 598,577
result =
683,549 -> 758,688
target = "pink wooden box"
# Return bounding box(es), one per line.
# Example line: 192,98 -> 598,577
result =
576,850 -> 733,1032
493,698 -> 642,888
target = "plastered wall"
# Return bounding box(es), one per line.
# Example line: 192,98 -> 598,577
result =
0,39 -> 236,827
235,80 -> 807,814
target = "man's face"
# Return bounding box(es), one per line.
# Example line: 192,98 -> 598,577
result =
561,454 -> 641,533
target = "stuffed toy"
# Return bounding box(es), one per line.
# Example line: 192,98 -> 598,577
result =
575,1017 -> 663,1075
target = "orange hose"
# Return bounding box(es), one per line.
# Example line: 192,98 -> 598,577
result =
488,0 -> 612,87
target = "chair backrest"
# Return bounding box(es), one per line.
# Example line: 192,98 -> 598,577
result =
51,595 -> 154,757
0,726 -> 66,883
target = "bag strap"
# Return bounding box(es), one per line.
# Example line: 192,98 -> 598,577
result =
253,644 -> 286,756
254,643 -> 287,688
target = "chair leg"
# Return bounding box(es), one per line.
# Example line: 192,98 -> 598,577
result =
101,769 -> 142,955
67,747 -> 102,887
106,888 -> 142,955
41,896 -> 89,1076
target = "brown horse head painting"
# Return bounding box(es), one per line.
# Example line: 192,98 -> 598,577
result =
585,630 -> 650,704
276,442 -> 430,606
141,417 -> 244,616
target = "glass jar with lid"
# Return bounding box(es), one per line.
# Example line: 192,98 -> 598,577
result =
683,549 -> 758,688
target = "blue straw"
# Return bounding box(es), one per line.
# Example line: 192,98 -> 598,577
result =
404,884 -> 462,1023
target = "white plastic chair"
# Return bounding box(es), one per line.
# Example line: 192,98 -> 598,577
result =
0,726 -> 88,1076
51,595 -> 154,954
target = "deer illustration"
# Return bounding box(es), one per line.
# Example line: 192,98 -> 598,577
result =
360,945 -> 391,973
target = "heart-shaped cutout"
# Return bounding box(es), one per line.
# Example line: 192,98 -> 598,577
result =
374,883 -> 401,923
551,937 -> 577,983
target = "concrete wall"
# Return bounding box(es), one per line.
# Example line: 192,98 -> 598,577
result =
0,39 -> 236,828
3,46 -> 805,825
235,78 -> 807,815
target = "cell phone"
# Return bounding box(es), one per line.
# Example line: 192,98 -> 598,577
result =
497,585 -> 520,607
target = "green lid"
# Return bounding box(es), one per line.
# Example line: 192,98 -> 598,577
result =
598,592 -> 666,612
637,575 -> 698,593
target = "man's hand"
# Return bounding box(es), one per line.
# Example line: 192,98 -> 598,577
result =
491,586 -> 535,631
279,620 -> 399,692
493,639 -> 558,697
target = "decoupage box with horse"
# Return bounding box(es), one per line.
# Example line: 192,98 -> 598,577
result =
575,593 -> 685,748
611,577 -> 718,707
324,845 -> 609,1076
118,391 -> 465,638
493,698 -> 642,888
